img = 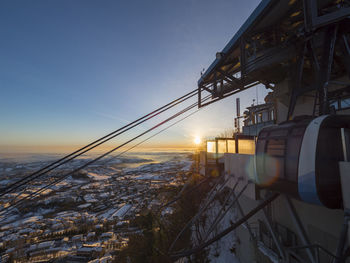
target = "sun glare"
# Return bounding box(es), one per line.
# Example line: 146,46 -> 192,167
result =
194,136 -> 201,145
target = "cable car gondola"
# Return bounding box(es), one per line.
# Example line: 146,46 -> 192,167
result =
255,115 -> 350,209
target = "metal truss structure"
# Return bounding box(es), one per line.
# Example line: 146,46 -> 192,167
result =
170,181 -> 345,262
197,0 -> 350,119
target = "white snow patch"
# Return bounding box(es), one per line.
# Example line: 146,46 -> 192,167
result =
98,208 -> 118,220
257,241 -> 280,263
161,207 -> 173,216
180,160 -> 193,171
22,215 -> 43,224
112,204 -> 132,219
87,172 -> 110,181
84,194 -> 98,203
0,179 -> 12,185
78,203 -> 92,209
192,194 -> 239,263
132,173 -> 165,180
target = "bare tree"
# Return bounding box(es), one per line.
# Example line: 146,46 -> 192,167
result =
217,128 -> 234,138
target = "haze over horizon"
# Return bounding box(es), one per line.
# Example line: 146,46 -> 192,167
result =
0,0 -> 268,154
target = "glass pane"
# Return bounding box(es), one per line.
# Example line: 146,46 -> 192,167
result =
227,140 -> 236,153
266,139 -> 285,156
207,141 -> 216,153
217,140 -> 227,153
262,111 -> 269,122
259,113 -> 263,123
340,98 -> 350,109
330,100 -> 339,110
238,139 -> 255,154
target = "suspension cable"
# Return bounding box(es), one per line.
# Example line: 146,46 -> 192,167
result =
201,180 -> 240,242
0,89 -> 198,198
202,181 -> 248,242
0,94 -> 210,217
100,102 -> 207,167
170,193 -> 280,260
168,175 -> 228,252
157,176 -> 211,213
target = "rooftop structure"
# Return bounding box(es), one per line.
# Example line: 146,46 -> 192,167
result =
242,101 -> 275,136
198,0 -> 350,120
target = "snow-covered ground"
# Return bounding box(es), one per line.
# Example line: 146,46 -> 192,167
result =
190,185 -> 240,263
0,150 -> 194,262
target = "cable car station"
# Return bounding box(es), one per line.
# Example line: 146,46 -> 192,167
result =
191,0 -> 350,262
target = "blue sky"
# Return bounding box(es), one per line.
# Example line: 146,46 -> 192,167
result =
0,0 -> 267,153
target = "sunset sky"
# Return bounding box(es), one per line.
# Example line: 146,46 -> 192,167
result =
0,0 -> 268,153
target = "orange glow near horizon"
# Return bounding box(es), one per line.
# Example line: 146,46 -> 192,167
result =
0,143 -> 197,155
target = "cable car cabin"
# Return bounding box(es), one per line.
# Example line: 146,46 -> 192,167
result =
205,138 -> 236,177
255,115 -> 350,209
202,136 -> 255,178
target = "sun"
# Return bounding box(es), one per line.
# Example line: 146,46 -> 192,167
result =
194,136 -> 201,145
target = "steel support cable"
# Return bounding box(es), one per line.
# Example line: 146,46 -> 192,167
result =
286,244 -> 339,261
99,95 -> 210,167
0,89 -> 198,198
101,98 -> 212,212
0,95 -> 210,218
168,176 -> 229,253
0,94 -> 202,209
5,90 -> 198,199
335,215 -> 350,263
155,157 -> 219,215
169,193 -> 280,260
202,180 -> 246,242
157,177 -> 211,213
202,182 -> 251,244
0,98 -> 202,217
287,250 -> 306,262
202,179 -> 240,233
201,176 -> 226,206
234,191 -> 255,241
8,91 -> 198,205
